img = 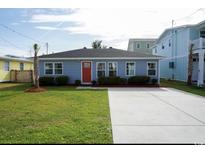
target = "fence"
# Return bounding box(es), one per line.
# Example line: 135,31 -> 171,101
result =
10,70 -> 33,83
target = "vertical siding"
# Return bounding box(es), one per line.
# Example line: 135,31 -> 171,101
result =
39,59 -> 159,84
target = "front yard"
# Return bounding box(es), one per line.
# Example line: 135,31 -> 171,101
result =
160,79 -> 205,97
0,83 -> 112,144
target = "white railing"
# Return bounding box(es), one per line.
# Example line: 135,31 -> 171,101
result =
192,37 -> 205,51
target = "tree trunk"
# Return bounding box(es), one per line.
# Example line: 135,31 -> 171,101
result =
34,52 -> 39,88
187,43 -> 194,86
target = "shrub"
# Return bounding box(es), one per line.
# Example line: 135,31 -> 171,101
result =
55,76 -> 69,85
92,80 -> 97,86
128,76 -> 150,85
120,78 -> 127,85
151,79 -> 158,85
75,80 -> 81,86
98,77 -> 127,85
39,76 -> 55,86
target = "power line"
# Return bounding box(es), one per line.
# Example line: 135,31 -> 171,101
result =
0,35 -> 26,51
0,24 -> 40,43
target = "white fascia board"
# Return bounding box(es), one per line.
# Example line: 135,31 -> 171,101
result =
39,57 -> 162,60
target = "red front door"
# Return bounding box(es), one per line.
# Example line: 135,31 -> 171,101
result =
82,61 -> 91,83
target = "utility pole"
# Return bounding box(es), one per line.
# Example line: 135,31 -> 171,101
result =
46,42 -> 49,54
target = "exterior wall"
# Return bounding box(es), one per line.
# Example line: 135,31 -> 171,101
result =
0,60 -> 33,82
153,27 -> 190,81
128,39 -> 156,54
39,59 -> 159,84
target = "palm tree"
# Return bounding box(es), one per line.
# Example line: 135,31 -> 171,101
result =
33,43 -> 40,88
187,43 -> 194,86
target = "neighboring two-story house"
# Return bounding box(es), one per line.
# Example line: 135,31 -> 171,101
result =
152,20 -> 205,87
128,38 -> 156,54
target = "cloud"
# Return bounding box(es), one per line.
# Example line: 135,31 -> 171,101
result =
29,8 -> 205,49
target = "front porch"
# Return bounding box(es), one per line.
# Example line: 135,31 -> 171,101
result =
192,37 -> 205,87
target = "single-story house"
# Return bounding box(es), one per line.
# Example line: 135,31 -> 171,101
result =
0,55 -> 33,82
38,48 -> 162,84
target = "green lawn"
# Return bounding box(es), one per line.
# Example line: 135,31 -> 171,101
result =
160,79 -> 205,97
0,83 -> 112,144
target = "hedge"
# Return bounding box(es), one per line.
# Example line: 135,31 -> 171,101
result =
98,77 -> 127,85
55,76 -> 69,85
128,76 -> 150,85
39,76 -> 55,86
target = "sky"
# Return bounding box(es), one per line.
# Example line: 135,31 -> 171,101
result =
0,8 -> 205,57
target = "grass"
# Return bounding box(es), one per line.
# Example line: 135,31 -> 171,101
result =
160,79 -> 205,97
0,83 -> 112,144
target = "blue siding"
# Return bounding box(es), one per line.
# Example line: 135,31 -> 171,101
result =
39,59 -> 159,84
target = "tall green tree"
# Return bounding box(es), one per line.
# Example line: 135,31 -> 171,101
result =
92,40 -> 102,49
33,43 -> 40,88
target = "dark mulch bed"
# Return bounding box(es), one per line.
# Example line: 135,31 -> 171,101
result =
25,87 -> 47,92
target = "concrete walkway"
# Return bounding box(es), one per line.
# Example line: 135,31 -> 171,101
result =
108,87 -> 205,144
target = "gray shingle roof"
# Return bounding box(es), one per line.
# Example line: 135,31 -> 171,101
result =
39,48 -> 162,59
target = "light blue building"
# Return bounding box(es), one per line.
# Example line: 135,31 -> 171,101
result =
38,48 -> 161,84
152,20 -> 205,87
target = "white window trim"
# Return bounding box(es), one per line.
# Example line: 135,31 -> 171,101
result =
44,62 -> 63,75
147,61 -> 157,77
96,62 -> 106,79
4,61 -> 10,72
125,61 -> 136,77
108,62 -> 118,77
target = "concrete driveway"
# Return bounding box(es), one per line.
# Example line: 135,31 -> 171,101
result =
108,87 -> 205,144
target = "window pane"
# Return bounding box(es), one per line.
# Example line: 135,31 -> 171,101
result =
45,63 -> 53,69
55,69 -> 62,75
97,63 -> 105,70
148,63 -> 156,69
20,63 -> 24,71
4,61 -> 9,71
55,63 -> 62,69
109,71 -> 117,77
97,71 -> 105,78
148,70 -> 156,76
45,69 -> 53,74
83,62 -> 90,68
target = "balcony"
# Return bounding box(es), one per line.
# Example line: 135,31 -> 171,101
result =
192,37 -> 205,51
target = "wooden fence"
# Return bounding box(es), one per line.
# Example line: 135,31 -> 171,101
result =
10,70 -> 33,83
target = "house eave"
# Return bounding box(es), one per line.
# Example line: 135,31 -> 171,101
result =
39,57 -> 162,60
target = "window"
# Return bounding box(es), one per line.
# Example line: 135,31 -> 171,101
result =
200,31 -> 205,38
45,62 -> 63,75
20,63 -> 24,71
108,62 -> 117,77
155,48 -> 157,53
169,40 -> 171,47
4,61 -> 9,71
162,43 -> 165,49
169,62 -> 175,69
126,62 -> 135,76
45,63 -> 53,75
147,62 -> 157,76
96,62 -> 106,78
146,44 -> 150,48
54,63 -> 63,75
137,43 -> 140,48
